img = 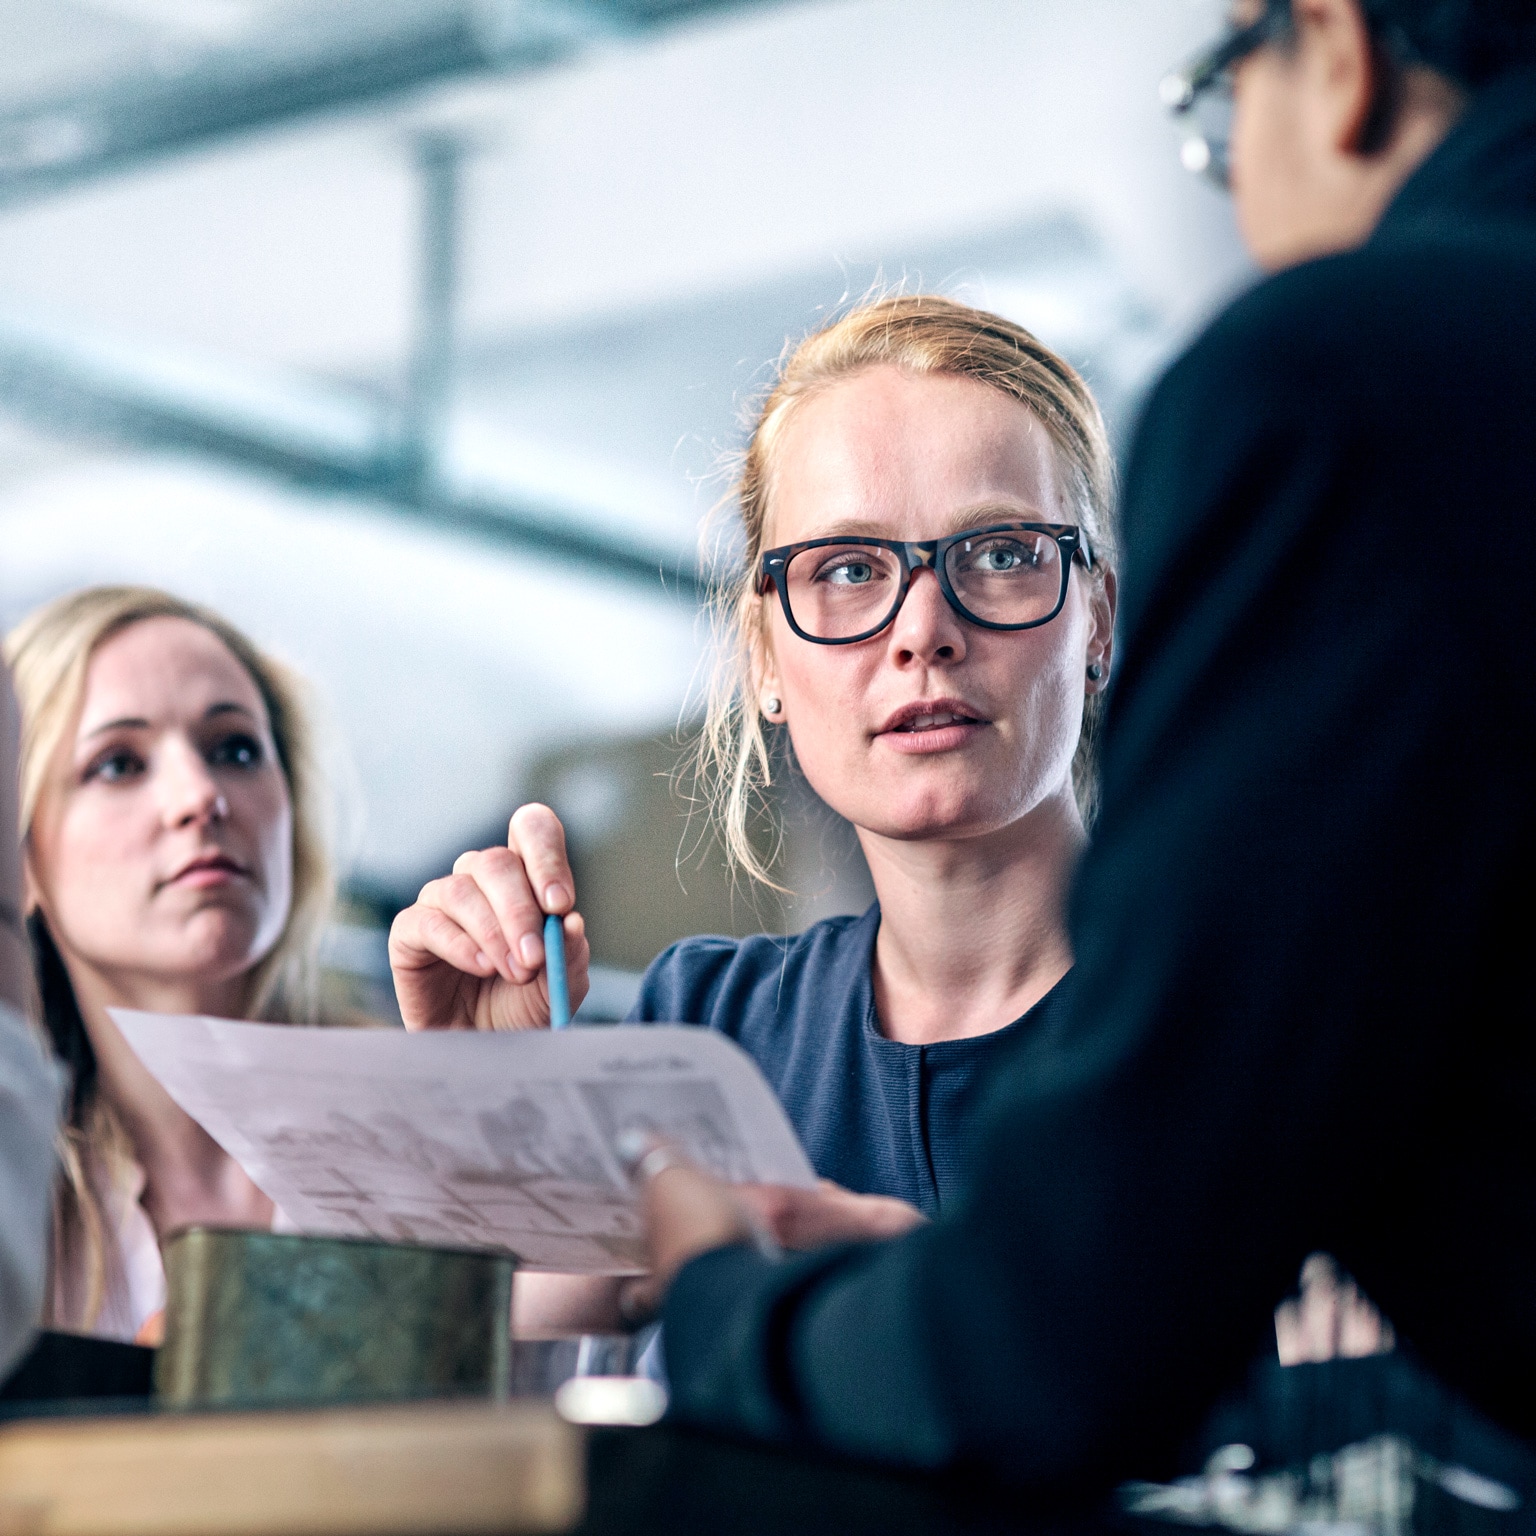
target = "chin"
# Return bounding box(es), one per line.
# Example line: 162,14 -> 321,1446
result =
844,768 -> 1073,845
171,910 -> 271,980
859,770 -> 1003,834
854,797 -> 1008,844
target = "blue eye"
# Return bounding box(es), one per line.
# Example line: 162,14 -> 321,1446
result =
808,545 -> 892,586
962,538 -> 1042,573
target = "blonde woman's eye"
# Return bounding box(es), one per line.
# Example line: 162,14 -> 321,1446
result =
209,734 -> 264,770
85,749 -> 144,785
967,539 -> 1039,573
814,550 -> 886,586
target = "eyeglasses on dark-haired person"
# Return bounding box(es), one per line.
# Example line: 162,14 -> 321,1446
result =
759,523 -> 1093,646
1161,0 -> 1294,185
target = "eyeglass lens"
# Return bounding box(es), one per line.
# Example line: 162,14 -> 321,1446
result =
1180,88 -> 1236,180
1163,2 -> 1290,184
781,530 -> 1066,640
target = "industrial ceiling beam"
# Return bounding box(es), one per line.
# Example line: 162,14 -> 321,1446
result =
0,0 -> 758,209
0,310 -> 711,599
0,0 -> 755,596
396,130 -> 465,503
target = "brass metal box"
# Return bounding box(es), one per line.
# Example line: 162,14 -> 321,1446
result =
155,1228 -> 514,1410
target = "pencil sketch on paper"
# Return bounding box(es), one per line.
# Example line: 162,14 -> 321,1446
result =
110,1014 -> 818,1274
577,1078 -> 755,1184
242,1079 -> 644,1267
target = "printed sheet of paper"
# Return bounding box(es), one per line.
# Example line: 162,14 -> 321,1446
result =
111,1012 -> 816,1273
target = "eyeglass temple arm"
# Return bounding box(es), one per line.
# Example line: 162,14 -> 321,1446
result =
1160,1 -> 1289,113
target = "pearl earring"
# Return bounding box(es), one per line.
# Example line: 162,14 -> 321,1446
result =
762,695 -> 782,718
1086,663 -> 1103,683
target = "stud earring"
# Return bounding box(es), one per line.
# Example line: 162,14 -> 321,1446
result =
1086,663 -> 1103,683
762,695 -> 782,718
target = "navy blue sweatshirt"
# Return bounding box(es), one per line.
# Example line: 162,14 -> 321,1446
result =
627,903 -> 1074,1217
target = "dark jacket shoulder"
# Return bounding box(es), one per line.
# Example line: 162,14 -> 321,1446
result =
1122,227 -> 1536,651
1176,225 -> 1531,377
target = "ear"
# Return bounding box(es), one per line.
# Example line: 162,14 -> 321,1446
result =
19,863 -> 45,938
1293,0 -> 1381,156
20,845 -> 41,919
746,595 -> 783,720
1085,567 -> 1117,695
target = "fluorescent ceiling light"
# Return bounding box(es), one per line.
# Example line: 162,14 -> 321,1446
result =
77,0 -> 269,41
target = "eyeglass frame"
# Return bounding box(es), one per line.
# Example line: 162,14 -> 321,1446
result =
1160,0 -> 1293,186
759,522 -> 1094,647
1164,0 -> 1431,185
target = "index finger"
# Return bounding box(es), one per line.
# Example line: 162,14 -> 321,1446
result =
507,803 -> 576,916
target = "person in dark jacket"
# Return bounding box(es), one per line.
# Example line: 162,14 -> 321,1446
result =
624,0 -> 1536,1489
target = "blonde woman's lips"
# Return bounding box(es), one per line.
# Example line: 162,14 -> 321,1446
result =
874,698 -> 989,754
161,853 -> 249,890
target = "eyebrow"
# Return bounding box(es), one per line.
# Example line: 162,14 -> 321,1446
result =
947,503 -> 1048,531
81,701 -> 258,741
788,503 -> 1048,543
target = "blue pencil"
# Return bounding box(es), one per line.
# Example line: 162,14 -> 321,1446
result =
544,912 -> 571,1029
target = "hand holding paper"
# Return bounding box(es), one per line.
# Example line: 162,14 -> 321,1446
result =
112,1010 -> 817,1274
614,1145 -> 928,1325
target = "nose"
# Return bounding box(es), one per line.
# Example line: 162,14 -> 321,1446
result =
157,738 -> 228,830
886,567 -> 967,667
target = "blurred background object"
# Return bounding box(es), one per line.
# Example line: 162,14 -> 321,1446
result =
0,0 -> 1252,1016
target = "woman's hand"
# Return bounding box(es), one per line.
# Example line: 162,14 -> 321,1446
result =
617,1157 -> 757,1327
735,1179 -> 927,1250
1274,1252 -> 1395,1364
614,1157 -> 925,1327
389,804 -> 591,1032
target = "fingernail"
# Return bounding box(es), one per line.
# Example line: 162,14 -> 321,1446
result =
520,933 -> 543,968
474,951 -> 491,971
544,883 -> 569,912
614,1127 -> 650,1171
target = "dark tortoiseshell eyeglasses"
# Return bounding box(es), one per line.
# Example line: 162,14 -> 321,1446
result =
759,523 -> 1092,646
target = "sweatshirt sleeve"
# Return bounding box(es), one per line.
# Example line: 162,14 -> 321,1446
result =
625,936 -> 745,1026
0,1001 -> 60,1376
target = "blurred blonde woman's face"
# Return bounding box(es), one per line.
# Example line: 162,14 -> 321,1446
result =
758,366 -> 1112,846
27,616 -> 294,1001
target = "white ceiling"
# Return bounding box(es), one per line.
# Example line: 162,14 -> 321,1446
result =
0,0 -> 1252,899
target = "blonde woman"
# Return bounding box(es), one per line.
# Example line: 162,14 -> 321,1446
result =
7,587 -> 334,1340
391,295 -> 1117,1325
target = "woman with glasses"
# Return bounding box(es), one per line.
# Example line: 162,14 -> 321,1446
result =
389,294 -> 1117,1324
